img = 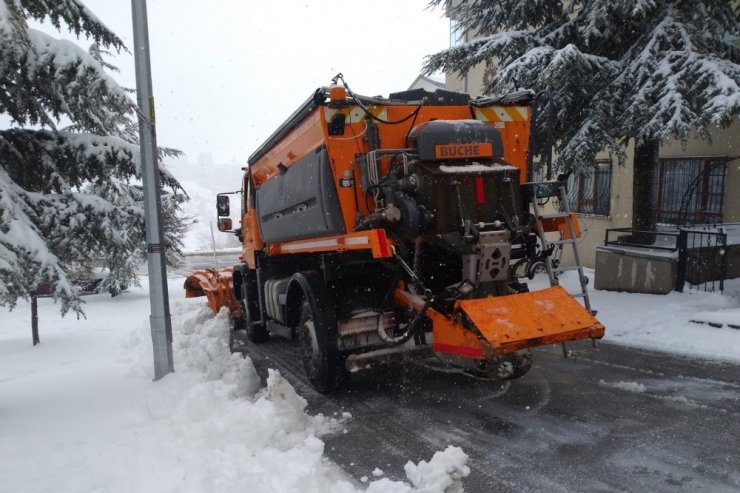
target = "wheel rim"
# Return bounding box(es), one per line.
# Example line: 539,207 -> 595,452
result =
301,316 -> 320,372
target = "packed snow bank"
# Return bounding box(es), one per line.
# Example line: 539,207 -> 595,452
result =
598,380 -> 647,393
690,307 -> 740,329
167,163 -> 243,253
0,279 -> 469,493
120,305 -> 353,492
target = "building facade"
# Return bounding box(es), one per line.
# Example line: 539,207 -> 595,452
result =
443,13 -> 740,268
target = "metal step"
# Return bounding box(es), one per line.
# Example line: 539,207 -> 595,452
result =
548,239 -> 577,246
538,213 -> 570,220
530,182 -> 594,317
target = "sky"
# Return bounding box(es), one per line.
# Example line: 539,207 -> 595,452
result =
37,0 -> 451,166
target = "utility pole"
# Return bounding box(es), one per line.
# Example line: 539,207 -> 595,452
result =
131,0 -> 174,380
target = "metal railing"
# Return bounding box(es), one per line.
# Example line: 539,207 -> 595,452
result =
604,228 -> 680,251
675,228 -> 727,293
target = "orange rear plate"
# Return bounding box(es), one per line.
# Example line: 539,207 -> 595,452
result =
456,286 -> 604,355
434,143 -> 493,159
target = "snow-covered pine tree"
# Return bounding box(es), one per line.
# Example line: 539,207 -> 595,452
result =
425,0 -> 740,235
0,0 -> 189,315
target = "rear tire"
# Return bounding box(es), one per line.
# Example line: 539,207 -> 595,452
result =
527,260 -> 548,279
298,300 -> 346,393
478,349 -> 533,380
503,349 -> 533,380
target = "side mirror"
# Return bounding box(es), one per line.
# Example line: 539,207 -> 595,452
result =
217,218 -> 233,232
216,195 -> 230,217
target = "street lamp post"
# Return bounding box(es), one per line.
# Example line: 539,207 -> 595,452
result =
131,0 -> 174,380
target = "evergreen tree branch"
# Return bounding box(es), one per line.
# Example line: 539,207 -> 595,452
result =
15,0 -> 125,50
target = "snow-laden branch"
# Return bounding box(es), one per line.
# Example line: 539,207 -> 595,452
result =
14,0 -> 124,50
0,129 -> 180,192
0,167 -> 80,313
424,30 -> 534,76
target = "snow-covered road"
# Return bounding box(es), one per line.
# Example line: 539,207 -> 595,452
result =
242,326 -> 740,492
2,267 -> 739,492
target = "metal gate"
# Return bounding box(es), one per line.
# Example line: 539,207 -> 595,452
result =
676,228 -> 728,293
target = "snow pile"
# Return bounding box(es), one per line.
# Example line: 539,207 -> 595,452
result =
439,163 -> 517,173
0,282 -> 470,493
123,304 -> 354,492
178,179 -> 241,253
143,304 -> 471,493
167,163 -> 244,253
690,307 -> 740,329
366,447 -> 470,493
599,380 -> 647,393
404,446 -> 470,493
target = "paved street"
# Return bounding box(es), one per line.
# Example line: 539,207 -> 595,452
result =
243,335 -> 740,492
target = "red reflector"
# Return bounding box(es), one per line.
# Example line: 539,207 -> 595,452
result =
475,177 -> 485,204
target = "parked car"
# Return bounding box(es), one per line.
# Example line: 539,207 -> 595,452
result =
35,267 -> 128,297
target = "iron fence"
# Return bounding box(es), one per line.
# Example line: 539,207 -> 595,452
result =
676,228 -> 727,293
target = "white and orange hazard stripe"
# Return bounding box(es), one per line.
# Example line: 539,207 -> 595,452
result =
474,106 -> 529,123
268,230 -> 393,259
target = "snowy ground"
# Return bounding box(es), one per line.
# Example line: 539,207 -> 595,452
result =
2,268 -> 739,492
0,278 -> 468,493
542,271 -> 740,363
171,163 -> 243,253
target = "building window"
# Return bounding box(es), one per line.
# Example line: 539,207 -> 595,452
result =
565,159 -> 612,216
450,18 -> 465,47
657,157 -> 727,225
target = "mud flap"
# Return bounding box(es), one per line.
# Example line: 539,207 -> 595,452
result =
453,286 -> 604,356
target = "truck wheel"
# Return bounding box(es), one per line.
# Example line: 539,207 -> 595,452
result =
243,299 -> 269,344
240,280 -> 270,344
298,300 -> 345,393
503,349 -> 533,380
527,260 -> 548,279
480,349 -> 533,380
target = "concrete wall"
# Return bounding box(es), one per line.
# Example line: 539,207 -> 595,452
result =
594,247 -> 676,294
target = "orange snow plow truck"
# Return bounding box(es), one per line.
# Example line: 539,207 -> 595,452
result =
185,76 -> 604,392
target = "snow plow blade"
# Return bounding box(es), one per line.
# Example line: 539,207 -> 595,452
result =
184,268 -> 240,317
453,286 -> 604,357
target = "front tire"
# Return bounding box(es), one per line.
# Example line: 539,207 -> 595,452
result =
242,291 -> 269,344
234,269 -> 268,345
298,300 -> 345,393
